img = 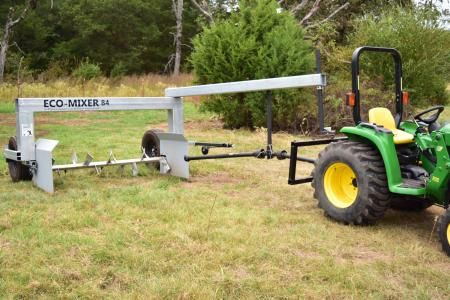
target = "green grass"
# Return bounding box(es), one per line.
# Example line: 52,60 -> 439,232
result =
0,78 -> 449,298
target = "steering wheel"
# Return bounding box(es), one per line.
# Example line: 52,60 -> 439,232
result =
414,105 -> 445,125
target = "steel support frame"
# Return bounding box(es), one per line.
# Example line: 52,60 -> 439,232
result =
4,96 -> 186,193
10,97 -> 184,162
5,73 -> 328,192
167,73 -> 328,163
288,137 -> 348,185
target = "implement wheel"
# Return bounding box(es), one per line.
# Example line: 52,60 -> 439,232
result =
438,209 -> 450,257
141,129 -> 163,169
7,136 -> 32,182
312,141 -> 390,225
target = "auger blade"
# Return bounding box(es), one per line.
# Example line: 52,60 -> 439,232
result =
131,162 -> 139,177
71,151 -> 78,165
84,153 -> 94,166
107,150 -> 117,164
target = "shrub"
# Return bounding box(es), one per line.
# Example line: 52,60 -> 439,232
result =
190,0 -> 315,130
72,60 -> 102,81
110,62 -> 128,78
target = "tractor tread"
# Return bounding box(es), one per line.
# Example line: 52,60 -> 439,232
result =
438,209 -> 450,257
312,140 -> 390,225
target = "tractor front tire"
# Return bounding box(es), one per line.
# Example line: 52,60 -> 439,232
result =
7,136 -> 32,182
312,141 -> 390,225
438,208 -> 450,257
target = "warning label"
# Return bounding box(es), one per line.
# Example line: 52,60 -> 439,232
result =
21,124 -> 33,136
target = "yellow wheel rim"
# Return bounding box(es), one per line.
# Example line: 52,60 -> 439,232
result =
447,224 -> 450,244
323,162 -> 358,208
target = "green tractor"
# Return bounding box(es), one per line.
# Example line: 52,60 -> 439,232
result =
311,47 -> 450,255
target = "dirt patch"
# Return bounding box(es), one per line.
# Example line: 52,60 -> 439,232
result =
0,112 -> 111,127
61,269 -> 82,281
232,265 -> 251,280
334,247 -> 392,265
35,115 -> 105,126
178,171 -> 243,190
35,129 -> 50,136
290,248 -> 322,260
0,113 -> 15,126
0,240 -> 10,249
185,119 -> 224,131
197,171 -> 242,184
149,119 -> 224,132
431,262 -> 450,273
144,123 -> 169,131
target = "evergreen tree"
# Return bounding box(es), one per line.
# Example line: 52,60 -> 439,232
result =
190,0 -> 315,130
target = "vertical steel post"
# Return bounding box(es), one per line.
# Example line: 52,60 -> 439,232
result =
288,142 -> 298,184
315,49 -> 325,133
168,97 -> 184,134
266,91 -> 273,157
16,99 -> 36,162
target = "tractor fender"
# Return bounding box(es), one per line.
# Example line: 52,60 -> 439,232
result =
340,126 -> 403,192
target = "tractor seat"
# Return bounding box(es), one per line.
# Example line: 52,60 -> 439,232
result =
368,107 -> 414,145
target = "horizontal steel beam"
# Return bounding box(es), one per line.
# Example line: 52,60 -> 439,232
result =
52,156 -> 163,171
165,74 -> 326,97
16,97 -> 179,113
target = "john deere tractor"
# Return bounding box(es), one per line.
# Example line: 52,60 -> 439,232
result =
311,47 -> 450,256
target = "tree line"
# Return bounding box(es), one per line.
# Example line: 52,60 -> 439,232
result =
0,0 -> 201,82
0,0 -> 420,83
1,0 -> 448,131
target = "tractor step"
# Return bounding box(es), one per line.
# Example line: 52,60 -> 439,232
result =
400,178 -> 426,189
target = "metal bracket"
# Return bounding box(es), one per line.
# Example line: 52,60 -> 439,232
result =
288,137 -> 348,185
33,139 -> 59,193
157,132 -> 189,179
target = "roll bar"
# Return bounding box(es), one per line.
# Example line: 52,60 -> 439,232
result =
350,46 -> 404,126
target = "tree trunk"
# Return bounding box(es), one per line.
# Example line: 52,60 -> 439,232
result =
0,13 -> 13,84
173,0 -> 183,76
0,5 -> 31,84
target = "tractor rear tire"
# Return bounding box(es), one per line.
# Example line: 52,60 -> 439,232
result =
312,141 -> 391,225
389,195 -> 433,211
438,208 -> 450,257
141,129 -> 163,169
7,136 -> 32,182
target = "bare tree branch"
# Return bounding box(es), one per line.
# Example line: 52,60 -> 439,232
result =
291,0 -> 309,14
164,54 -> 175,74
305,2 -> 350,29
190,0 -> 214,24
9,6 -> 30,28
300,0 -> 321,25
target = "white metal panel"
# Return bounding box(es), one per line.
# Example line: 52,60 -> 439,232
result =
158,133 -> 189,179
33,139 -> 59,193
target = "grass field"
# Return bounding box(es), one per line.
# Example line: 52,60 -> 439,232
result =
0,77 -> 449,298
